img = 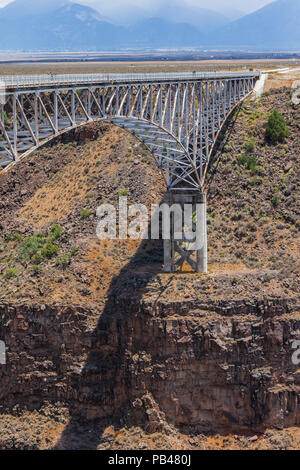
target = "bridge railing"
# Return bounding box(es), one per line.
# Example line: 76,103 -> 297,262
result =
0,71 -> 261,89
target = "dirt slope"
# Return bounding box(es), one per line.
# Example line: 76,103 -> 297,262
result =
0,122 -> 166,311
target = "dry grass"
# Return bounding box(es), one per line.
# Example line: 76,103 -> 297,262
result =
17,129 -> 121,229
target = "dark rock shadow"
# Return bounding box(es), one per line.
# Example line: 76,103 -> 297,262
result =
54,201 -> 171,449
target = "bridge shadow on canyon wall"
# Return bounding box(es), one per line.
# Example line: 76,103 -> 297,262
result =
54,233 -> 170,449
54,108 -> 242,450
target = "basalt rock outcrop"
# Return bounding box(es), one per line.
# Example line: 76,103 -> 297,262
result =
1,289 -> 300,435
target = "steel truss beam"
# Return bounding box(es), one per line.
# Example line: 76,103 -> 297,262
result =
0,74 -> 259,190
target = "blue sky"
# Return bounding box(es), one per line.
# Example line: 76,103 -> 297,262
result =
0,0 -> 274,14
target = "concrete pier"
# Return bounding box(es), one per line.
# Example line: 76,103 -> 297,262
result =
163,191 -> 207,273
196,193 -> 207,273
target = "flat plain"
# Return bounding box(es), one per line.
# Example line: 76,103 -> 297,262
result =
1,58 -> 300,76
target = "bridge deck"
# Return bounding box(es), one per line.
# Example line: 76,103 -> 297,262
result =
0,71 -> 260,91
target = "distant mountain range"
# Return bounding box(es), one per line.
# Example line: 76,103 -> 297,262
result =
207,0 -> 300,49
0,0 -> 299,52
148,1 -> 230,32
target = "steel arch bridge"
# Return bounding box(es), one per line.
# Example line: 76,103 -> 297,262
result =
0,71 -> 260,191
0,71 -> 260,273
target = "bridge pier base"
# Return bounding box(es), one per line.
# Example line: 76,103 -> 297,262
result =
163,191 -> 207,274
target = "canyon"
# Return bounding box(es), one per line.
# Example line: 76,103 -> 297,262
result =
0,85 -> 299,449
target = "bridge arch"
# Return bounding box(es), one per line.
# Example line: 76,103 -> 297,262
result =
0,114 -> 198,190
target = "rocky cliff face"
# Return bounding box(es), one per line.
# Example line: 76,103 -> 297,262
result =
1,288 -> 300,440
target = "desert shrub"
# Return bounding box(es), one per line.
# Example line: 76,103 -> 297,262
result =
248,110 -> 264,123
71,245 -> 79,256
243,139 -> 255,153
50,225 -> 63,241
31,252 -> 44,265
20,234 -> 46,260
3,268 -> 19,279
31,265 -> 42,275
237,154 -> 248,166
4,232 -> 24,243
41,242 -> 59,259
223,143 -> 234,153
238,154 -> 258,172
258,210 -> 267,218
247,156 -> 258,173
80,209 -> 92,220
119,189 -> 129,196
56,253 -> 71,270
272,194 -> 280,207
265,110 -> 289,144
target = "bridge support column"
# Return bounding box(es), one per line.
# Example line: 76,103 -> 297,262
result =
196,193 -> 207,273
163,191 -> 208,274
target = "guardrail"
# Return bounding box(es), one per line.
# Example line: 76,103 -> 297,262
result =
0,71 -> 261,89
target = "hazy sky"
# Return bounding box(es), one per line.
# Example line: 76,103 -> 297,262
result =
0,0 -> 274,14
